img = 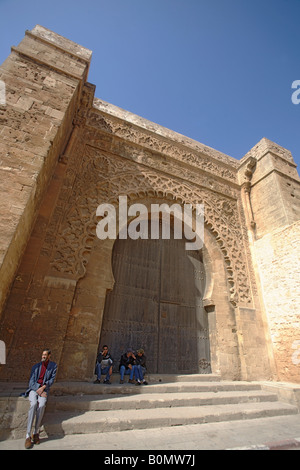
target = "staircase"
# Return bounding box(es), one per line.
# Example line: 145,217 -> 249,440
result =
1,374 -> 298,440
40,374 -> 298,438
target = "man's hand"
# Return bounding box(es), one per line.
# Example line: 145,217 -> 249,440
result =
37,385 -> 47,398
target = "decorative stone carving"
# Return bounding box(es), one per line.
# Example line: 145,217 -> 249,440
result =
86,110 -> 238,182
50,145 -> 253,306
239,157 -> 256,229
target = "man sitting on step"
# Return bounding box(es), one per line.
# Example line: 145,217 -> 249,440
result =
134,348 -> 148,385
23,348 -> 57,449
94,345 -> 114,384
119,348 -> 136,384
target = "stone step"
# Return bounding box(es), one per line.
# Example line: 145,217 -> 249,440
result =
1,379 -> 299,440
138,373 -> 221,382
0,384 -> 277,414
47,389 -> 279,412
0,381 -> 275,415
44,401 -> 298,436
51,379 -> 261,396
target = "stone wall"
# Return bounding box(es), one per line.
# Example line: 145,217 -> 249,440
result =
0,88 -> 275,382
240,138 -> 300,384
0,25 -> 91,317
254,221 -> 300,383
244,138 -> 300,239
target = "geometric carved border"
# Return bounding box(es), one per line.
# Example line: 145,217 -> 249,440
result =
50,146 -> 252,306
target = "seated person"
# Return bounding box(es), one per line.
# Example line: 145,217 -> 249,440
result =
119,348 -> 136,384
94,345 -> 113,384
134,348 -> 148,385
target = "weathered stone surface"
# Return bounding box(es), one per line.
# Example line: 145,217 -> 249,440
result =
0,26 -> 299,385
0,25 -> 92,319
254,221 -> 300,383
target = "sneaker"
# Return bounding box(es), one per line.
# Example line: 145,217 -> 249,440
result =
120,379 -> 124,384
104,380 -> 111,384
32,433 -> 40,445
93,379 -> 101,384
128,379 -> 136,384
25,437 -> 33,449
136,381 -> 141,385
142,381 -> 148,385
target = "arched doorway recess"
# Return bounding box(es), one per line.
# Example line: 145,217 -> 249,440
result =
99,219 -> 211,374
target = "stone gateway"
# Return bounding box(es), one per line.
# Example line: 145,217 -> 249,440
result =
0,26 -> 299,384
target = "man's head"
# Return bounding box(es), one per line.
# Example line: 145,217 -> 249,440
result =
41,349 -> 51,362
126,348 -> 133,357
102,345 -> 108,355
137,349 -> 144,357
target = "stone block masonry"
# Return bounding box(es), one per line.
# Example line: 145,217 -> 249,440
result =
0,25 -> 92,316
254,221 -> 300,383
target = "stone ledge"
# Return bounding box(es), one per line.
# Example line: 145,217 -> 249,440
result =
93,97 -> 240,170
260,381 -> 300,410
29,25 -> 92,63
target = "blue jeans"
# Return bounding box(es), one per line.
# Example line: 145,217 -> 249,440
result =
135,365 -> 146,381
120,365 -> 135,380
95,364 -> 111,381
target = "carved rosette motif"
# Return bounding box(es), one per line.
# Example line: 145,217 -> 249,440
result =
50,144 -> 252,306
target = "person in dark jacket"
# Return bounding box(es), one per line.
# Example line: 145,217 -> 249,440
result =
94,344 -> 113,384
24,349 -> 57,449
134,348 -> 148,385
119,348 -> 136,384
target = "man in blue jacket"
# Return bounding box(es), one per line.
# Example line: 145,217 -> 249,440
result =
24,349 -> 57,449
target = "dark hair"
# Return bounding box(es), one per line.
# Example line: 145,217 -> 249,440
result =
43,349 -> 51,355
102,345 -> 108,349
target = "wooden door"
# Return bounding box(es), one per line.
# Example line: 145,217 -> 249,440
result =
99,223 -> 211,374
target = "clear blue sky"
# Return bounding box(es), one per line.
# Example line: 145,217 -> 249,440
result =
0,0 -> 299,168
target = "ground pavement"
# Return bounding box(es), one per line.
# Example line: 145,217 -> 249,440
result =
0,414 -> 300,451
